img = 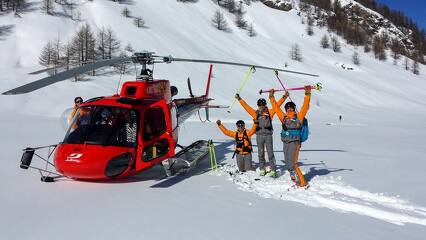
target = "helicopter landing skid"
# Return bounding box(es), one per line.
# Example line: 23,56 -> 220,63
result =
163,140 -> 209,176
19,144 -> 65,182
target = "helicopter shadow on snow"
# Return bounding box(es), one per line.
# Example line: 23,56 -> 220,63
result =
149,140 -> 234,188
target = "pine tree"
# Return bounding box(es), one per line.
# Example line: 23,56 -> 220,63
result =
404,57 -> 410,70
96,27 -> 107,60
224,0 -> 235,13
290,44 -> 302,62
390,39 -> 403,65
106,27 -> 120,59
412,52 -> 420,75
121,7 -> 131,18
52,38 -> 61,74
352,51 -> 360,65
234,1 -> 247,29
41,0 -> 54,15
331,36 -> 341,52
412,60 -> 419,75
61,41 -> 72,71
212,9 -> 227,31
70,24 -> 96,67
39,41 -> 54,67
364,37 -> 372,53
247,23 -> 256,37
306,25 -> 314,36
320,34 -> 329,48
373,35 -> 386,60
134,17 -> 145,28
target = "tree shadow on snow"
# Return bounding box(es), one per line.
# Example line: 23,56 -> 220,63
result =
0,25 -> 15,39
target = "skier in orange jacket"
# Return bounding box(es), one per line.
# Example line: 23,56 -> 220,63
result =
270,86 -> 311,187
217,119 -> 258,172
235,94 -> 287,177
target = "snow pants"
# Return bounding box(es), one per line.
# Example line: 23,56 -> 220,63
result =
282,140 -> 307,187
236,153 -> 252,172
256,134 -> 276,171
282,140 -> 301,171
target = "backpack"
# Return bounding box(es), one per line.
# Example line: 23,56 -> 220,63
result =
235,130 -> 253,153
255,109 -> 273,131
299,117 -> 309,142
281,115 -> 309,142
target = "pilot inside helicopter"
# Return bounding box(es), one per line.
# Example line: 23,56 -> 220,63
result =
64,106 -> 138,147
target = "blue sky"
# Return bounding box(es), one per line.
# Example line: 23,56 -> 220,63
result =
376,0 -> 426,31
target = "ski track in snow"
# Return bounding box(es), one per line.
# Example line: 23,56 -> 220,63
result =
215,165 -> 426,226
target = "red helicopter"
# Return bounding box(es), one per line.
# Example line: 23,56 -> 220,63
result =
3,51 -> 318,182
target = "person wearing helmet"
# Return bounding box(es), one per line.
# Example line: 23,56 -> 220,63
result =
270,86 -> 311,187
235,93 -> 287,177
216,119 -> 258,172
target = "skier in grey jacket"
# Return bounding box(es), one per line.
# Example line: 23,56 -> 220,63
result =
235,93 -> 287,177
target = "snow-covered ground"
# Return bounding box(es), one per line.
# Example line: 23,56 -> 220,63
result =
0,0 -> 425,239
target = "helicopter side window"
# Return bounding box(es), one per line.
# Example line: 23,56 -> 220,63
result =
141,139 -> 170,162
143,107 -> 167,141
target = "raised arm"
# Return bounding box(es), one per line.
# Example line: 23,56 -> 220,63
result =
268,93 -> 287,118
269,90 -> 288,122
217,120 -> 236,138
297,86 -> 311,122
246,119 -> 259,137
235,94 -> 257,119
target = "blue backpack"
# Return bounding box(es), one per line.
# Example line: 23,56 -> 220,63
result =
280,116 -> 309,142
300,117 -> 309,142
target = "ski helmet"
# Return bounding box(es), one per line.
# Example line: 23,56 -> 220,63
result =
257,98 -> 267,106
236,120 -> 245,127
284,101 -> 296,111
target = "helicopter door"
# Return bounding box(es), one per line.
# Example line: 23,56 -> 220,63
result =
139,100 -> 174,165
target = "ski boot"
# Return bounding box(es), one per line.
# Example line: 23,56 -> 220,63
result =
290,170 -> 298,184
269,170 -> 278,178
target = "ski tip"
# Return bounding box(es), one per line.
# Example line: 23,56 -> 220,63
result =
227,110 -> 231,113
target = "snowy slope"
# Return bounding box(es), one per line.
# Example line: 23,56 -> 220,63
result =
0,0 -> 426,239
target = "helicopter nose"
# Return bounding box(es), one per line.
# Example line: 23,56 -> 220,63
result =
55,144 -> 135,180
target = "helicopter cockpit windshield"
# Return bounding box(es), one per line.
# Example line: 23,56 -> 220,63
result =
64,106 -> 138,147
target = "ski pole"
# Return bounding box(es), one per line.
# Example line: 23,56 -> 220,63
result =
274,70 -> 286,90
274,70 -> 295,105
259,82 -> 322,94
208,140 -> 213,170
227,66 -> 256,113
208,140 -> 218,171
211,142 -> 217,170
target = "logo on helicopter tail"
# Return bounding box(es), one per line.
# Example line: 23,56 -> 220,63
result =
65,153 -> 83,162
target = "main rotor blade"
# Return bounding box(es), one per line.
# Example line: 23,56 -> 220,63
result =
29,66 -> 56,75
3,57 -> 131,95
170,58 -> 319,77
